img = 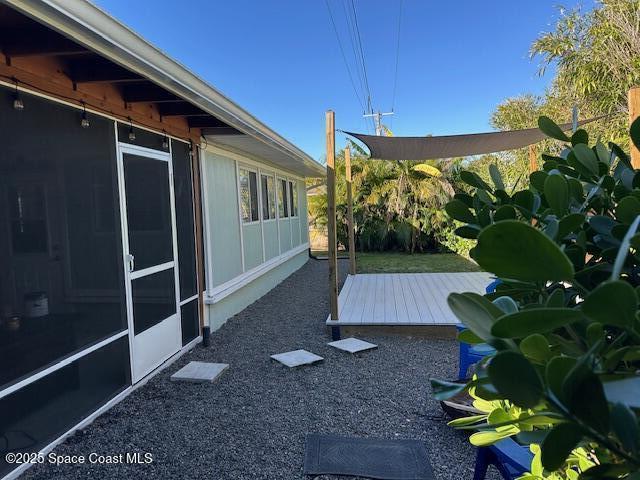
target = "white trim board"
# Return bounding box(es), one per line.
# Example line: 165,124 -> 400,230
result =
0,330 -> 128,401
205,243 -> 309,304
3,335 -> 202,480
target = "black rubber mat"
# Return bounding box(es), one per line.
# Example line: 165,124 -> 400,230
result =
304,434 -> 434,480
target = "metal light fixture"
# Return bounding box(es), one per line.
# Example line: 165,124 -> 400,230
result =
162,130 -> 169,149
128,117 -> 136,141
12,78 -> 23,111
80,102 -> 90,128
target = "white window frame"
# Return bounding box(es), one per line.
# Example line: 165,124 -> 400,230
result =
288,179 -> 299,218
260,171 -> 277,222
202,143 -> 307,282
237,164 -> 260,225
277,176 -> 290,219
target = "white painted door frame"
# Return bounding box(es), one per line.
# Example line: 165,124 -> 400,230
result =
115,142 -> 182,383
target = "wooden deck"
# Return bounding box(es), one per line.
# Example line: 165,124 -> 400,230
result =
326,272 -> 493,326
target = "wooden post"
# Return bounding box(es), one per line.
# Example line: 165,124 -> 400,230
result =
528,144 -> 538,173
191,144 -> 206,330
326,111 -> 339,322
345,147 -> 356,275
629,87 -> 640,168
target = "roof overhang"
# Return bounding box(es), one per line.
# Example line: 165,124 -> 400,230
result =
4,0 -> 325,177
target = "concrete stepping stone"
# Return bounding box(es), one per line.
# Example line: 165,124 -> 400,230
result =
328,337 -> 377,354
171,361 -> 228,383
271,349 -> 323,368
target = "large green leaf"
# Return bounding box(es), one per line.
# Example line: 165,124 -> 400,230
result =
447,292 -> 501,341
430,378 -> 467,401
581,281 -> 638,328
611,215 -> 640,280
489,164 -> 505,190
557,213 -> 585,239
538,116 -> 570,142
492,296 -> 518,314
544,174 -> 569,216
457,329 -> 483,345
530,171 -> 548,192
547,356 -> 577,403
611,403 -> 639,455
616,196 -> 640,224
610,141 -> 632,170
455,225 -> 480,239
445,199 -> 476,224
492,308 -> 583,338
520,333 -> 552,363
566,368 -> 610,434
488,351 -> 543,408
571,129 -> 589,146
493,205 -> 516,222
595,141 -> 610,165
512,190 -> 535,212
540,423 -> 583,471
572,143 -> 599,175
473,221 -> 574,281
460,171 -> 493,192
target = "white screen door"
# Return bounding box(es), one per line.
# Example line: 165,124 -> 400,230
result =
117,143 -> 181,383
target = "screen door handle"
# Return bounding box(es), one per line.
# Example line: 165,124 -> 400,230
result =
126,254 -> 135,273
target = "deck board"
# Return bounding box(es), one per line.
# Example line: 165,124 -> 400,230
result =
326,272 -> 493,326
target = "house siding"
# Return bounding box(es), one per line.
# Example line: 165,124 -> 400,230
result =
201,148 -> 311,331
203,152 -> 243,287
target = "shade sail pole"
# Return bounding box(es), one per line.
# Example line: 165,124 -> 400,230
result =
326,111 -> 339,332
345,147 -> 356,275
528,144 -> 538,173
629,87 -> 640,168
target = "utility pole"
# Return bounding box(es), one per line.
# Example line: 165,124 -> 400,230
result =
363,110 -> 394,136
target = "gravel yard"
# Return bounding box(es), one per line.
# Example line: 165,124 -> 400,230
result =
21,258 -> 493,480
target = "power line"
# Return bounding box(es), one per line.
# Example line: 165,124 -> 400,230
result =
341,0 -> 375,133
341,0 -> 367,109
390,0 -> 403,129
349,0 -> 373,115
324,0 -> 366,114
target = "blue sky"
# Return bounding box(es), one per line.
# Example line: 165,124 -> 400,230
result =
95,0 -> 591,161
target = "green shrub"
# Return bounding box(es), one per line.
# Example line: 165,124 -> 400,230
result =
433,116 -> 640,479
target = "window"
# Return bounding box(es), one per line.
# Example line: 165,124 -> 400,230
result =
239,168 -> 259,223
278,178 -> 289,218
288,180 -> 298,217
261,174 -> 276,220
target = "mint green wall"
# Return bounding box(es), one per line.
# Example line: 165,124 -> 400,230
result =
206,251 -> 309,330
202,148 -> 312,330
204,151 -> 243,287
263,221 -> 279,260
242,223 -> 263,270
299,179 -> 309,243
279,218 -> 292,252
291,218 -> 301,246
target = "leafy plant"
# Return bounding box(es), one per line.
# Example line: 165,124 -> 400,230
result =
308,149 -> 459,254
432,116 -> 640,479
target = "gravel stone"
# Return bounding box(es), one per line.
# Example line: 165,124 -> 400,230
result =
20,259 -> 500,480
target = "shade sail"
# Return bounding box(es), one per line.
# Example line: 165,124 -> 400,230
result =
345,117 -> 603,161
